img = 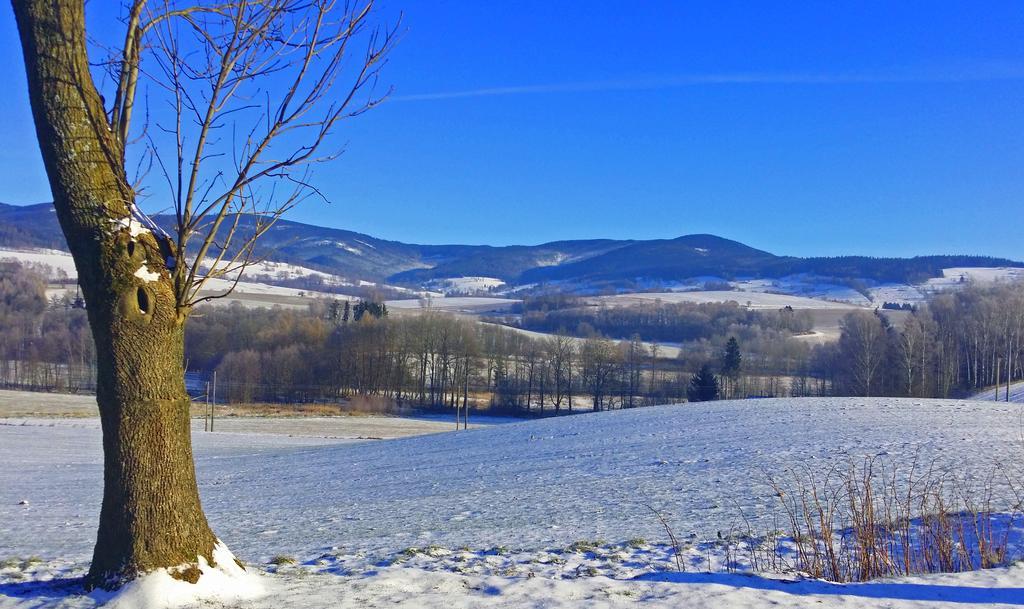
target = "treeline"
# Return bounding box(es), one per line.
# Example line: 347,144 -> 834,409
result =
818,284 -> 1024,398
189,304 -> 705,412
794,255 -> 1021,284
0,261 -> 94,391
511,298 -> 814,344
189,296 -> 823,410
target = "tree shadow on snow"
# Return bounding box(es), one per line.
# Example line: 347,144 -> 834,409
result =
0,577 -> 86,604
636,571 -> 1024,605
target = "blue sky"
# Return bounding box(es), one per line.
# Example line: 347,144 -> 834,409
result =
1,1 -> 1023,259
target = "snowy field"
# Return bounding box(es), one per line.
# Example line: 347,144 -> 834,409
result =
496,325 -> 684,359
0,248 -> 78,277
0,390 -> 508,439
199,259 -> 345,285
970,381 -> 1024,404
0,414 -> 506,442
588,292 -> 874,344
928,267 -> 1024,288
9,246 -> 1021,315
43,280 -> 341,311
426,276 -> 507,294
729,276 -> 872,305
385,296 -> 520,313
3,397 -> 1024,608
577,267 -> 1024,308
590,291 -> 860,310
0,248 -> 353,309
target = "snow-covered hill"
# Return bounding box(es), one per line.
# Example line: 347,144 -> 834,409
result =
4,203 -> 1021,292
3,397 -> 1024,608
970,381 -> 1024,403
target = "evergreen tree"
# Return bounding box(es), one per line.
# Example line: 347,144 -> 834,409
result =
722,337 -> 742,378
721,336 -> 742,397
353,299 -> 387,321
687,364 -> 720,402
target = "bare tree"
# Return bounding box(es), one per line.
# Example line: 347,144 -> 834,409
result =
11,0 -> 394,589
837,311 -> 889,397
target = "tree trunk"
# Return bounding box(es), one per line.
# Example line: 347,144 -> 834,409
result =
12,0 -> 218,589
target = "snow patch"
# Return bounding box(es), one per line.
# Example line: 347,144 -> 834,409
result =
312,240 -> 364,255
111,213 -> 150,239
133,264 -> 160,283
94,541 -> 265,609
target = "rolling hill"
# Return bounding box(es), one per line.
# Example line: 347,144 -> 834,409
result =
1,202 -> 1020,288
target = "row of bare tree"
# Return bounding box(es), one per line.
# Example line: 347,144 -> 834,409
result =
0,262 -> 94,391
203,308 -> 695,412
819,284 -> 1024,397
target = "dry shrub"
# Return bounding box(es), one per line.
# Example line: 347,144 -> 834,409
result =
191,395 -> 416,417
762,455 -> 1021,582
343,394 -> 404,415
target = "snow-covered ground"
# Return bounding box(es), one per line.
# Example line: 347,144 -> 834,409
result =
0,414 -> 510,442
195,258 -> 344,285
194,277 -> 341,299
597,268 -> 1024,307
591,291 -> 861,310
0,248 -> 78,278
427,276 -> 507,294
3,397 -> 1024,608
386,296 -> 520,312
729,276 -> 872,305
867,283 -> 927,305
0,389 -> 513,438
929,267 -> 1024,287
0,248 -> 439,309
8,246 -> 1021,312
42,278 -> 341,311
970,381 -> 1024,403
497,325 -> 684,359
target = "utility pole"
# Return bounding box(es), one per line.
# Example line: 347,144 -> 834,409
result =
996,357 -> 1003,402
204,381 -> 210,432
211,371 -> 217,432
1008,345 -> 1013,403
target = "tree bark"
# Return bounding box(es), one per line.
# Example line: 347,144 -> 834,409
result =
12,0 -> 218,589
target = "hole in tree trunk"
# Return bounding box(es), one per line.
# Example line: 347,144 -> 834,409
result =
137,287 -> 151,314
126,241 -> 135,257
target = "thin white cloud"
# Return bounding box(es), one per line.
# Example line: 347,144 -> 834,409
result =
391,65 -> 1024,102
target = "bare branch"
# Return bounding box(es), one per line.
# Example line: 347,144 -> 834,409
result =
116,0 -> 396,312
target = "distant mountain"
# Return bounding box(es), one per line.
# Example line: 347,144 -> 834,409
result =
520,234 -> 1020,285
389,239 -> 630,284
519,235 -> 779,284
0,202 -> 65,250
1,202 -> 1020,288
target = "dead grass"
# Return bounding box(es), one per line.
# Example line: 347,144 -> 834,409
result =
190,396 -> 416,419
759,455 -> 1021,582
